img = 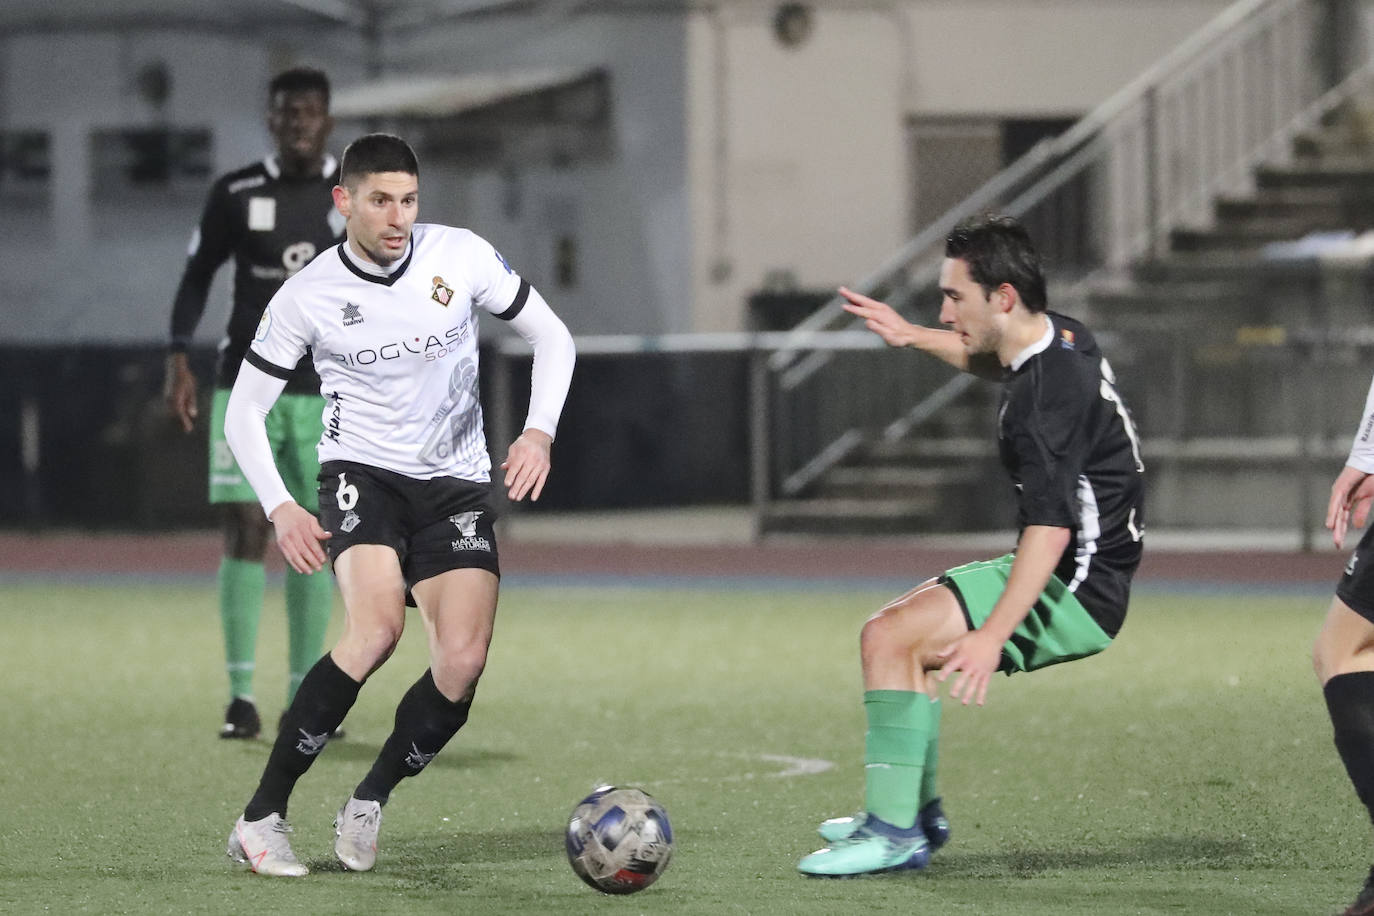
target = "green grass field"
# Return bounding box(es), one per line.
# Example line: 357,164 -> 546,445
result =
0,577 -> 1365,915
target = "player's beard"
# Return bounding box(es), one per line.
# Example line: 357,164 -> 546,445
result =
363,235 -> 409,267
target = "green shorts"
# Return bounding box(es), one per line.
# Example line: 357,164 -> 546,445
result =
941,553 -> 1112,674
208,388 -> 324,511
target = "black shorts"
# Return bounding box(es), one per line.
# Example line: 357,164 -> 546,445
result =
317,460 -> 500,602
1337,523 -> 1374,623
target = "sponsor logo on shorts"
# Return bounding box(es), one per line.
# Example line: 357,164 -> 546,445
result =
341,510 -> 361,533
452,536 -> 492,553
1347,551 -> 1360,577
449,511 -> 482,536
341,302 -> 364,326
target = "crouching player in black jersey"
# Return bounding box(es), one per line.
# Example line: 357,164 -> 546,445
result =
221,133 -> 575,876
798,215 -> 1145,877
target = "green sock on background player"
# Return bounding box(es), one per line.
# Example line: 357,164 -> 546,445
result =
921,696 -> 941,806
219,557 -> 265,699
284,568 -> 334,703
863,689 -> 931,828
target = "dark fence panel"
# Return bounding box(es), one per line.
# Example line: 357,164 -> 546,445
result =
0,344 -> 751,530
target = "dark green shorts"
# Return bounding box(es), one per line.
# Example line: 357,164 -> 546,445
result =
941,553 -> 1112,674
208,388 -> 324,510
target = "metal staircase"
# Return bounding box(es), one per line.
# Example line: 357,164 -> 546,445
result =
755,0 -> 1374,537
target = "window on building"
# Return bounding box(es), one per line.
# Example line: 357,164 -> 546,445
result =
89,128 -> 212,203
0,131 -> 51,208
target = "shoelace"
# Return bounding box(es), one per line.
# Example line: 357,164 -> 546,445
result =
344,804 -> 380,835
261,819 -> 301,861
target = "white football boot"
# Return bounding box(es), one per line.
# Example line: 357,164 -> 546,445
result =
227,813 -> 308,877
334,797 -> 383,872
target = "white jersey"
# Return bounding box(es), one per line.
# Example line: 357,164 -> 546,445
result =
246,223 -> 530,481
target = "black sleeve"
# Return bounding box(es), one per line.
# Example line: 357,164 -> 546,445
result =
169,178 -> 238,351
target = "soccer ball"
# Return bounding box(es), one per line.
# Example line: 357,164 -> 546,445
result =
564,785 -> 673,894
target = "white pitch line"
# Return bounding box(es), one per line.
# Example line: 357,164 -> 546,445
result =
756,753 -> 834,777
645,752 -> 835,786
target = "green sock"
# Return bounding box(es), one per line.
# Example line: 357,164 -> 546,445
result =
863,689 -> 931,829
284,569 -> 334,703
920,697 -> 941,807
218,557 -> 265,699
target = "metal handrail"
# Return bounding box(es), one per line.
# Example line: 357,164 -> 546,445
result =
762,0 -> 1372,505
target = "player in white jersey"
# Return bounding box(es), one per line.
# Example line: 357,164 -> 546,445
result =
221,133 -> 575,877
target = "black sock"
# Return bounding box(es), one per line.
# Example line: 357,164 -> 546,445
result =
354,669 -> 472,805
244,654 -> 362,821
1324,671 -> 1374,822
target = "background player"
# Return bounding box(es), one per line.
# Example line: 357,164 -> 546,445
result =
164,67 -> 342,739
1314,373 -> 1374,916
798,215 -> 1145,877
221,133 -> 576,876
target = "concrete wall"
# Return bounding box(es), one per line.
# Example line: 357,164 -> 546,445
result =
686,4 -> 907,331
903,0 -> 1231,116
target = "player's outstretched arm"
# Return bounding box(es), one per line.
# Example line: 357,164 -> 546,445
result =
839,286 -> 997,376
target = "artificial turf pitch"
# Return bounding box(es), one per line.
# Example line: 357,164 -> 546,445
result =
0,579 -> 1365,915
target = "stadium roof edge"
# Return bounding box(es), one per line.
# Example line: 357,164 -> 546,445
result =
330,66 -> 604,120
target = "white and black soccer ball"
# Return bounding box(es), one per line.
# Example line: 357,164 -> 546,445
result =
564,785 -> 674,894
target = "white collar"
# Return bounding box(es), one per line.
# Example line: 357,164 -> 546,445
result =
1008,314 -> 1054,372
263,152 -> 338,180
342,239 -> 411,277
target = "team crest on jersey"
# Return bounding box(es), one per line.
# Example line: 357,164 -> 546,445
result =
1059,329 -> 1076,349
341,302 -> 364,326
431,276 -> 454,307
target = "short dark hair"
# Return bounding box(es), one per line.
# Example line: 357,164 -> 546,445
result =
339,133 -> 420,188
945,214 -> 1047,313
269,67 -> 330,107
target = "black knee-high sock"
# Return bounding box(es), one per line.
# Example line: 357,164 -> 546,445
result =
354,669 -> 472,805
244,654 -> 362,821
1325,672 -> 1374,822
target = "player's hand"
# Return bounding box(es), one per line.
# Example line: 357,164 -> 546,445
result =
502,428 -> 553,502
934,629 -> 1003,707
839,286 -> 916,348
269,501 -> 331,574
164,354 -> 199,433
1328,465 -> 1374,549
